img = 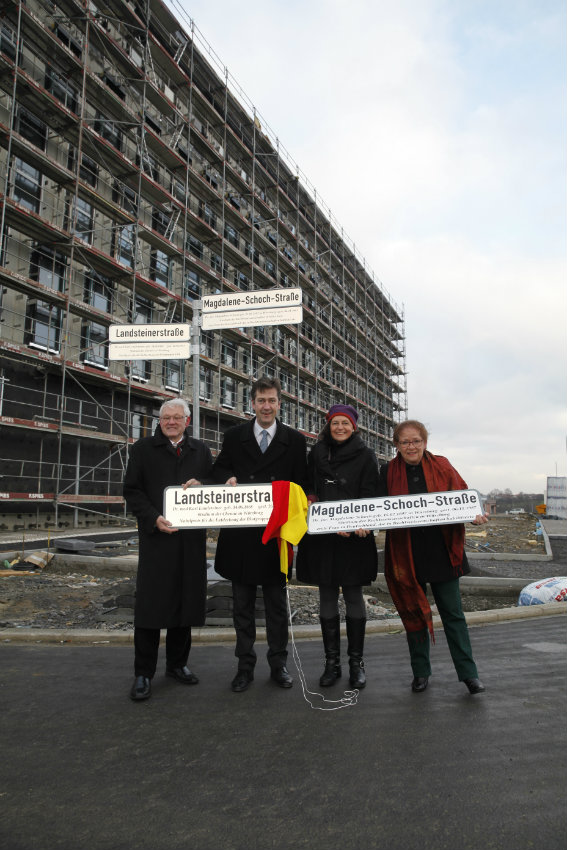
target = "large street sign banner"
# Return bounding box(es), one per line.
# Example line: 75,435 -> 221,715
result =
163,485 -> 482,533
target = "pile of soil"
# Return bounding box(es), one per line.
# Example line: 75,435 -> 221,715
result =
0,573 -> 137,631
0,573 -> 521,632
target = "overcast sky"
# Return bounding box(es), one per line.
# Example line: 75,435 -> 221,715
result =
167,0 -> 566,495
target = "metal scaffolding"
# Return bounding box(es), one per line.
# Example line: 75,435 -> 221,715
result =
0,0 -> 406,531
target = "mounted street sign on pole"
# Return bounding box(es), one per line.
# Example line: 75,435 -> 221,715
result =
108,287 -> 302,440
108,323 -> 191,360
201,287 -> 302,331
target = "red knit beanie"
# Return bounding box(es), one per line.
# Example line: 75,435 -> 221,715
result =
326,404 -> 358,428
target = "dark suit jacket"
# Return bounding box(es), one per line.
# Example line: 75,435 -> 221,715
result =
123,425 -> 213,628
212,418 -> 307,585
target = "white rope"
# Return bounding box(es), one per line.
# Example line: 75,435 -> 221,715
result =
286,585 -> 359,711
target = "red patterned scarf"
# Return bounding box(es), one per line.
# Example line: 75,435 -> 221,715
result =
385,451 -> 468,639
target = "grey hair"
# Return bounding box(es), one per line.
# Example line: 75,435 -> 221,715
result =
159,399 -> 191,418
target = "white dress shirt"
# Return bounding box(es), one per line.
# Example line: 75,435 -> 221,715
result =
253,419 -> 277,449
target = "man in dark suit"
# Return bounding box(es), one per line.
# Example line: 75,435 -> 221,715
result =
213,376 -> 307,692
124,399 -> 213,701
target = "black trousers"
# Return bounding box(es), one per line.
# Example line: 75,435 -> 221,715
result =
232,581 -> 288,673
134,626 -> 192,678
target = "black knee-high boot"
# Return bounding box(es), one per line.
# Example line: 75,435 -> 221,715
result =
346,616 -> 366,689
319,616 -> 342,687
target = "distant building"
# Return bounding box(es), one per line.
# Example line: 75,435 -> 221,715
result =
546,477 -> 567,519
0,0 -> 406,531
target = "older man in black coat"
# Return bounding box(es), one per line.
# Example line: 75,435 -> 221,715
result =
124,399 -> 213,701
213,377 -> 307,692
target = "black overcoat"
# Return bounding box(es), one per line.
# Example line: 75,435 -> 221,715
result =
123,425 -> 213,628
212,419 -> 307,585
296,433 -> 379,587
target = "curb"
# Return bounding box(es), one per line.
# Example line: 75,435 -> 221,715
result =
1,602 -> 565,646
369,574 -> 537,596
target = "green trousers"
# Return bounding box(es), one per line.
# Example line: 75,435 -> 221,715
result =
406,577 -> 479,681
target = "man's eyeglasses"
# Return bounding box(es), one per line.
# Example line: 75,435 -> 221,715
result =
160,415 -> 186,422
398,439 -> 423,447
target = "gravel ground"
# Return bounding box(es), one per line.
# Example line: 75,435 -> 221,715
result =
0,514 -> 562,632
0,573 -> 530,631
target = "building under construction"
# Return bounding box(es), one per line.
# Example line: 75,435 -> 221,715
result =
0,0 -> 406,531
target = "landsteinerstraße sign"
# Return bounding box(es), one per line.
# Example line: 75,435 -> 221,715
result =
164,484 -> 273,528
201,288 -> 302,331
108,323 -> 191,360
307,490 -> 483,534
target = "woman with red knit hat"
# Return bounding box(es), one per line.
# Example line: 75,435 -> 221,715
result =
296,404 -> 379,689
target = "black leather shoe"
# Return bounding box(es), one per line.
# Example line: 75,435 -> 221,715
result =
271,666 -> 293,688
464,677 -> 485,694
411,676 -> 429,693
130,675 -> 151,701
166,666 -> 199,685
231,670 -> 254,692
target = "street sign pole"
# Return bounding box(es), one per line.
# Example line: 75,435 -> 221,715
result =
191,302 -> 201,439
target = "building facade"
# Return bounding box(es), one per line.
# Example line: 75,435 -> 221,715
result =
0,0 -> 406,530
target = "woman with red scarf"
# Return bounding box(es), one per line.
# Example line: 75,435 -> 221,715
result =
379,420 -> 487,695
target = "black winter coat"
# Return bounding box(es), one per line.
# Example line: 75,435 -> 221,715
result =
296,433 -> 379,587
212,419 -> 307,585
123,425 -> 213,628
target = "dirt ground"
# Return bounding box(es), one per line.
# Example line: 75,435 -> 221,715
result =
0,513 -> 552,631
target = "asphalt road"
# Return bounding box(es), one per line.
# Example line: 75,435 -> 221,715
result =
1,615 -> 565,850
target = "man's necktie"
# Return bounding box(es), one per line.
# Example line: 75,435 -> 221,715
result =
259,430 -> 269,453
